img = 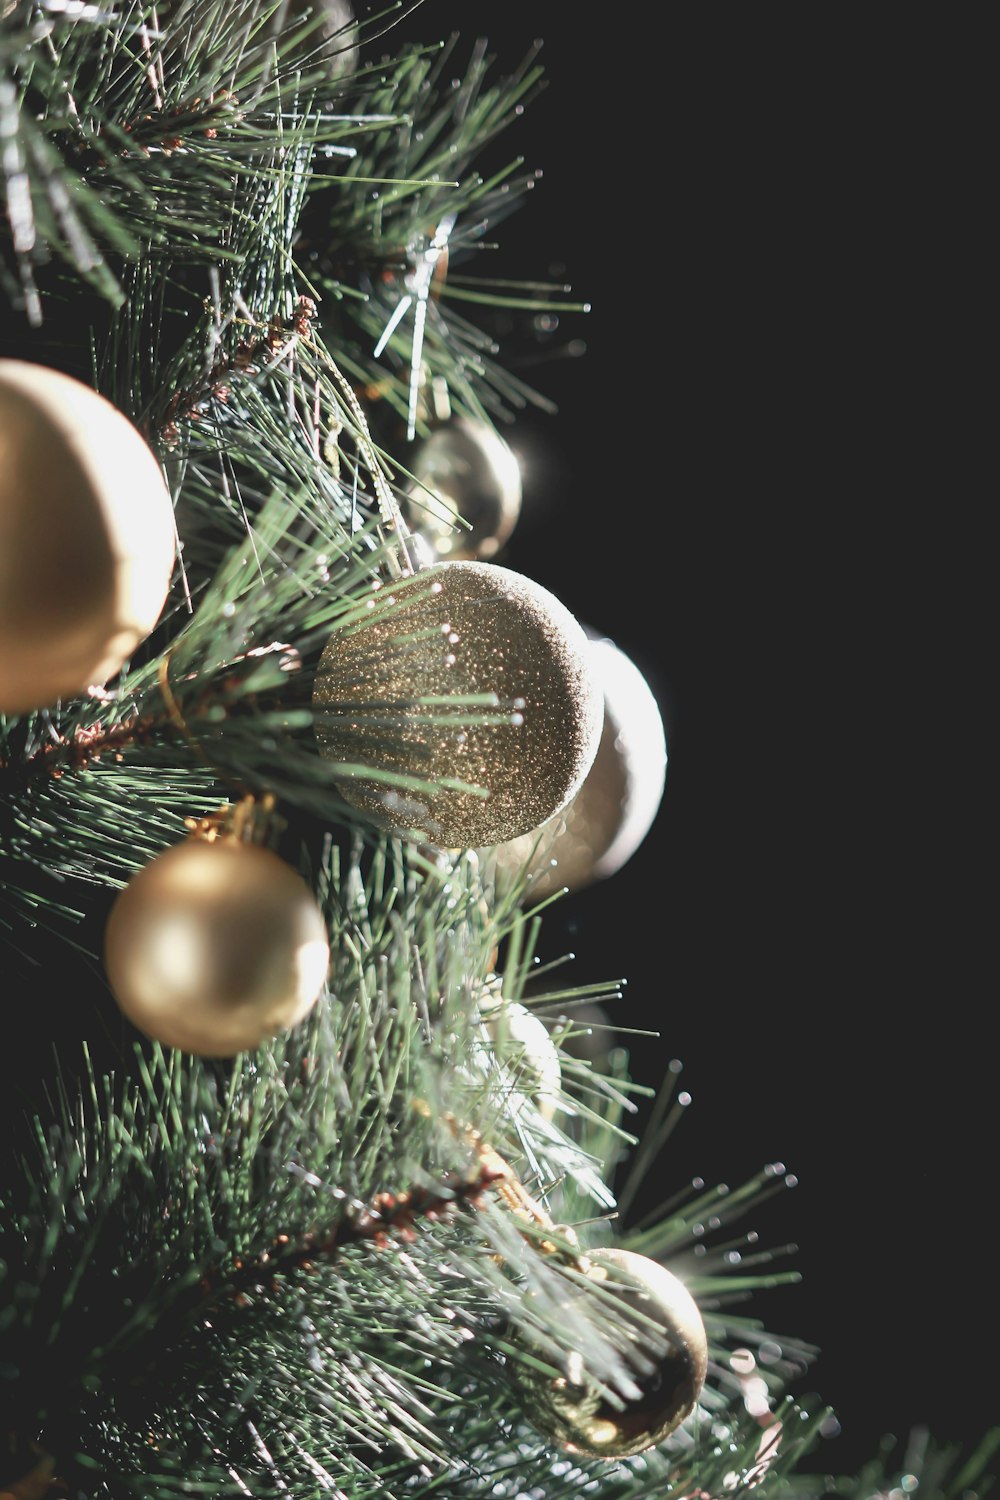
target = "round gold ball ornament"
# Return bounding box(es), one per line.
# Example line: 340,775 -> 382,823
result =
312,560 -> 603,848
0,360 -> 175,715
104,823 -> 330,1057
402,415 -> 523,562
475,984 -> 561,1122
492,634 -> 667,899
517,1248 -> 708,1459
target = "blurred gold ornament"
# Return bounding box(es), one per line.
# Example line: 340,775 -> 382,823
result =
104,824 -> 329,1057
0,360 -> 175,715
492,634 -> 666,899
0,1447 -> 57,1500
517,1248 -> 707,1458
402,415 -> 522,561
272,0 -> 359,75
475,983 -> 561,1122
312,561 -> 603,847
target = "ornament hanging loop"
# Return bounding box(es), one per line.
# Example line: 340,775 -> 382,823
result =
158,650 -> 214,767
183,791 -> 284,851
158,650 -> 256,807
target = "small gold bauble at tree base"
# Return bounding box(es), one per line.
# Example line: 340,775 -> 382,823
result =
402,415 -> 522,561
491,635 -> 667,899
104,838 -> 330,1057
517,1248 -> 708,1459
475,984 -> 561,1122
312,561 -> 603,848
0,360 -> 175,715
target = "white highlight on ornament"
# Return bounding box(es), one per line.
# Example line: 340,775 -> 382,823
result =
476,985 -> 561,1121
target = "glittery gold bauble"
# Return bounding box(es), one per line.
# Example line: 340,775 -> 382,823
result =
476,985 -> 561,1122
0,360 -> 175,715
312,561 -> 603,847
517,1248 -> 707,1459
403,416 -> 522,561
492,635 -> 666,899
104,838 -> 330,1057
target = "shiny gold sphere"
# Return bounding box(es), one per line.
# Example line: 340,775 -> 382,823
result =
492,635 -> 667,899
104,838 -> 330,1057
517,1248 -> 707,1458
402,416 -> 522,561
0,360 -> 176,715
312,561 -> 603,848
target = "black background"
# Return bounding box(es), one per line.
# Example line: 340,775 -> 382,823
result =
384,2 -> 991,1483
0,2 -> 988,1486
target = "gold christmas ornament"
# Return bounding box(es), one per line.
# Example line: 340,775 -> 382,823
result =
475,984 -> 561,1122
0,360 -> 175,715
402,415 -> 523,561
0,1446 -> 57,1500
312,561 -> 603,848
492,634 -> 666,899
271,0 -> 359,74
104,831 -> 330,1057
518,1248 -> 707,1459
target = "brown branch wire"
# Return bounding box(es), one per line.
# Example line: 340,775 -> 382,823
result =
199,1156 -> 511,1308
197,1126 -> 588,1313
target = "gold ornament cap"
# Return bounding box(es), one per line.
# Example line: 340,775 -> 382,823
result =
104,836 -> 330,1057
0,360 -> 176,714
313,560 -> 603,847
518,1247 -> 708,1459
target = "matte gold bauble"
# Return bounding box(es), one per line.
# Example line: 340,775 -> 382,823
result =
104,838 -> 330,1057
0,360 -> 175,714
403,415 -> 522,561
312,561 -> 603,848
492,635 -> 666,899
476,985 -> 561,1122
517,1248 -> 707,1459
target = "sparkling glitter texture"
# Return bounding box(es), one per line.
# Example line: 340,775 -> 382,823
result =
312,560 -> 604,847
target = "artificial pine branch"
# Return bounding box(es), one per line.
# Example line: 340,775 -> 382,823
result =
1,832 -> 823,1496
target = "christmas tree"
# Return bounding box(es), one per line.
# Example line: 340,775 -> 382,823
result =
1,4 -> 994,1498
